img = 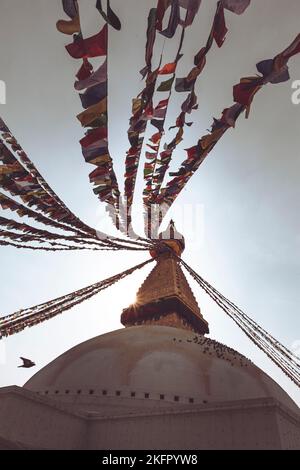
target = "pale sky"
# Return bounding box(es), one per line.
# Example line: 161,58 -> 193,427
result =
0,0 -> 299,406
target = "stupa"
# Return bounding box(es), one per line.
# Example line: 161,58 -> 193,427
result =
0,222 -> 299,449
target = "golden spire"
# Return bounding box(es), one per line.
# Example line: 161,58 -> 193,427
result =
121,221 -> 209,335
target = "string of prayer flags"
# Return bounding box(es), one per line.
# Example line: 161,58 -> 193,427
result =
0,118 -> 97,236
124,57 -> 161,219
0,232 -> 88,251
174,1 -> 229,95
0,215 -> 133,251
1,121 -> 62,207
0,229 -> 78,248
0,239 -> 99,252
0,216 -> 82,244
142,2 -> 202,235
0,258 -> 154,340
256,34 -> 300,86
58,1 -> 122,215
0,191 -> 87,236
143,30 -> 197,213
0,191 -> 150,252
140,8 -> 157,78
155,32 -> 300,213
233,35 -> 300,117
211,103 -> 244,131
146,1 -> 251,207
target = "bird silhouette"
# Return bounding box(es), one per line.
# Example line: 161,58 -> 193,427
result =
18,357 -> 35,368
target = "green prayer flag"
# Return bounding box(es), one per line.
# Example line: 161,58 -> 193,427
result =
157,77 -> 174,92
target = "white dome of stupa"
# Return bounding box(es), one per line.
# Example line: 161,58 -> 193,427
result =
24,325 -> 299,414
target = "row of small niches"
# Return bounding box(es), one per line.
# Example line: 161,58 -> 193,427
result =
38,389 -> 210,404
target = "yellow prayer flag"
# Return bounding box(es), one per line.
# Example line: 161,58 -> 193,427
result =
77,98 -> 107,127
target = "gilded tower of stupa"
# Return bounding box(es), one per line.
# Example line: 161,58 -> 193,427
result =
121,220 -> 209,335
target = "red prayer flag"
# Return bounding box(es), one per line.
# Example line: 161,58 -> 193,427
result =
156,0 -> 172,31
156,99 -> 169,109
213,5 -> 228,48
127,146 -> 139,156
147,144 -> 159,151
80,127 -> 108,148
66,24 -> 108,59
76,58 -> 93,80
184,145 -> 200,160
158,62 -> 177,75
150,132 -> 161,144
233,77 -> 263,106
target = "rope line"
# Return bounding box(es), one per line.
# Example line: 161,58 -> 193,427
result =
179,256 -> 300,388
0,257 -> 154,339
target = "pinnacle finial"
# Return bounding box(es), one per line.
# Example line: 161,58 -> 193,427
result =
150,219 -> 185,258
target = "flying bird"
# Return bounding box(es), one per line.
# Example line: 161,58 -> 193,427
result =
18,357 -> 35,368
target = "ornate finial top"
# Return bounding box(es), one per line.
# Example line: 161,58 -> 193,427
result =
150,220 -> 185,258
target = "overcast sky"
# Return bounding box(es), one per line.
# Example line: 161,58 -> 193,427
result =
0,0 -> 299,406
